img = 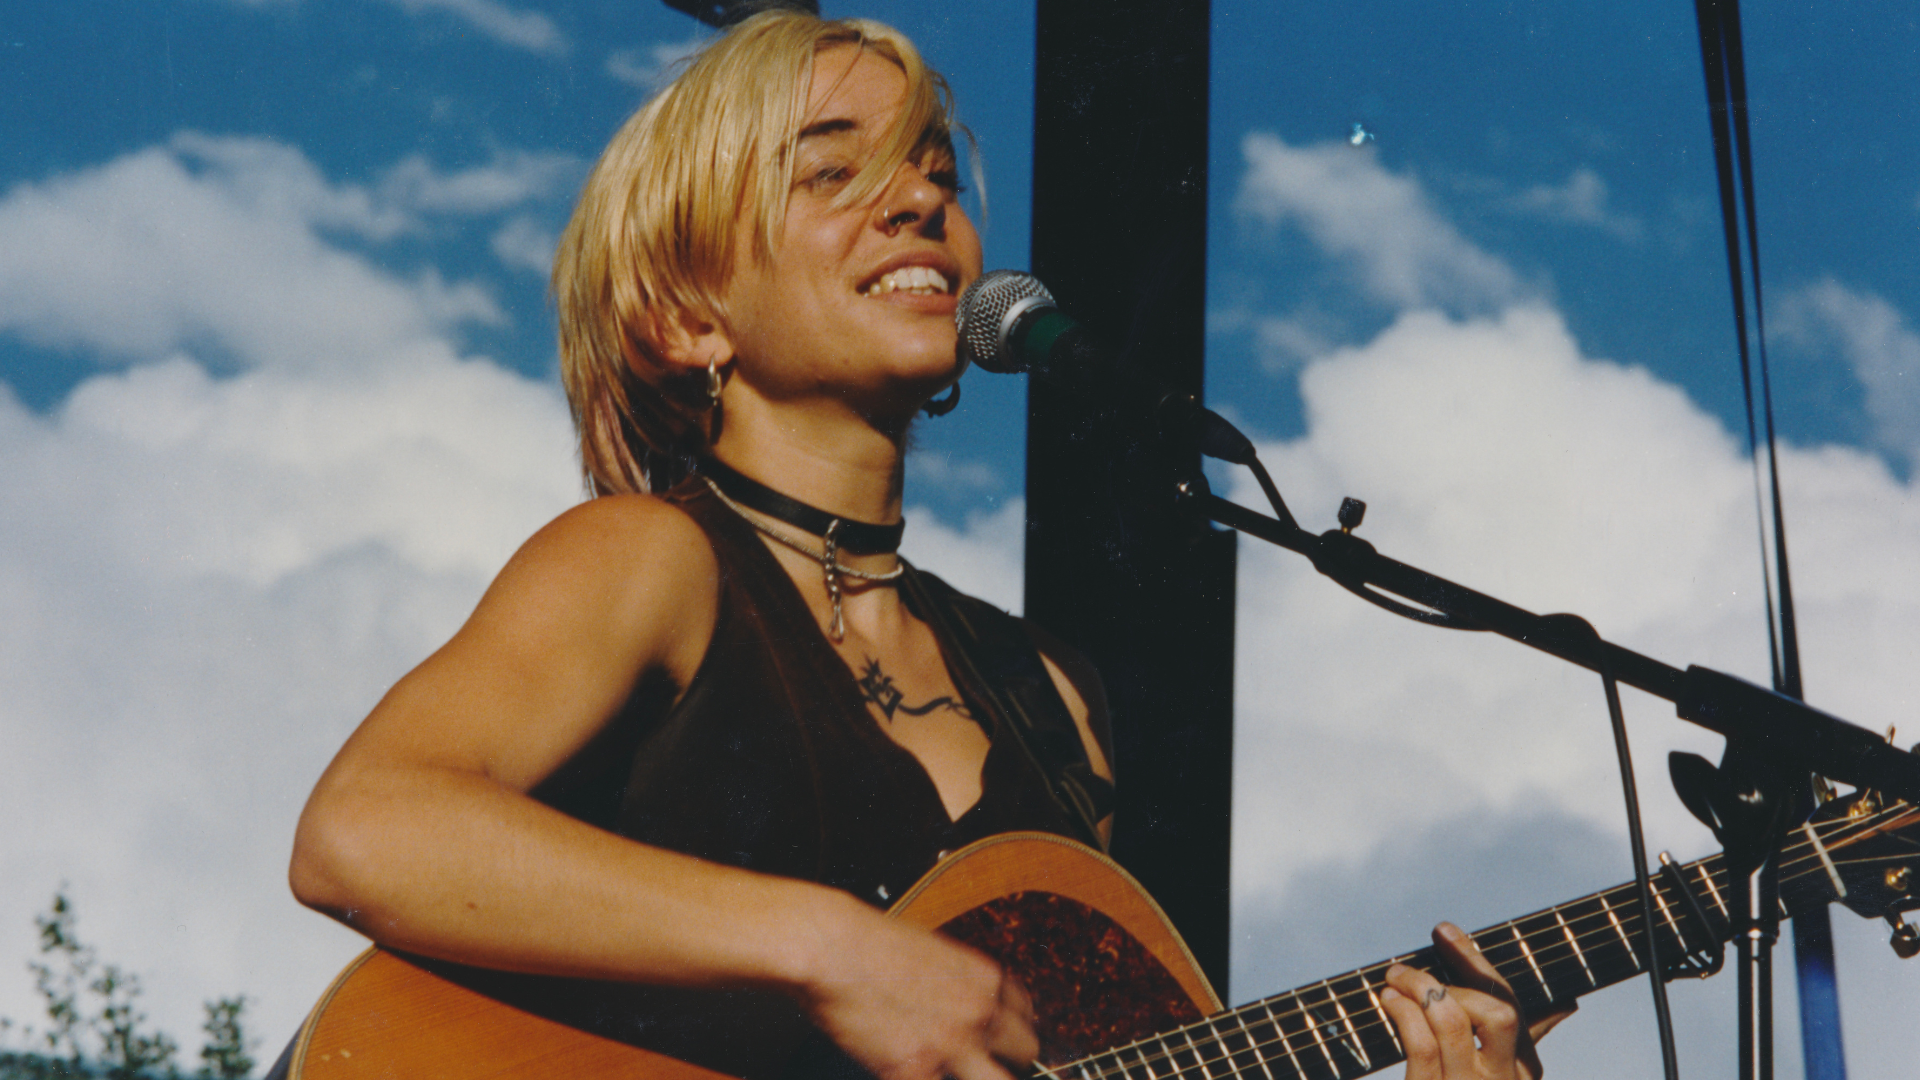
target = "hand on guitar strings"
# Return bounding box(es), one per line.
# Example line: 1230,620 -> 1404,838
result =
797,899 -> 1038,1080
1380,923 -> 1577,1080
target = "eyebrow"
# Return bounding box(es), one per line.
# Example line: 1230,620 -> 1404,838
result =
796,118 -> 859,143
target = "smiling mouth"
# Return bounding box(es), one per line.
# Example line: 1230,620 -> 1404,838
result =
861,265 -> 954,297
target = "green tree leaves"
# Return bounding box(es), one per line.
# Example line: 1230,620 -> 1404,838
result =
3,892 -> 254,1080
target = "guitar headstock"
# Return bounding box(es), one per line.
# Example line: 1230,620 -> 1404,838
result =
1782,790 -> 1920,925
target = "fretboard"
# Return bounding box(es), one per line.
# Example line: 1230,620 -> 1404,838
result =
1047,807 -> 1885,1080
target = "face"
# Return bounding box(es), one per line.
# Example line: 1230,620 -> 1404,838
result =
713,47 -> 984,416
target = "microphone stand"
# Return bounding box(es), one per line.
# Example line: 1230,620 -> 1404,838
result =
1172,471 -> 1920,1080
956,280 -> 1910,1074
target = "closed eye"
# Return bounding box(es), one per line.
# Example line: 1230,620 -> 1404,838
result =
926,167 -> 966,195
800,163 -> 856,192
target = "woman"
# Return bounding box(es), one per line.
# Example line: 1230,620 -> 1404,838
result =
288,11 -> 1554,1080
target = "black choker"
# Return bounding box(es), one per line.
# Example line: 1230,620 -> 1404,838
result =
698,457 -> 907,641
698,457 -> 904,554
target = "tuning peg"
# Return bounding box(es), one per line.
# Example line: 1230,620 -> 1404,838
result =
1887,913 -> 1920,960
1338,497 -> 1367,533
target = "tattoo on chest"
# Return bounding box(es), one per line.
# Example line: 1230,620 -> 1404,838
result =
855,657 -> 976,722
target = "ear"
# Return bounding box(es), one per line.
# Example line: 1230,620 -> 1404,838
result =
641,304 -> 735,379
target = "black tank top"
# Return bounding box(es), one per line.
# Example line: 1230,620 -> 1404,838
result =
617,481 -> 1087,893
522,482 -> 1096,1077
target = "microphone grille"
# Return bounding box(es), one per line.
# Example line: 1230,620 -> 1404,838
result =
955,270 -> 1055,374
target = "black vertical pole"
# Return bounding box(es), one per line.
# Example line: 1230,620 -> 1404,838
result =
1028,0 -> 1235,992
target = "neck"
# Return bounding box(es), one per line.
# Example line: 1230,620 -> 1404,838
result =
708,402 -> 907,526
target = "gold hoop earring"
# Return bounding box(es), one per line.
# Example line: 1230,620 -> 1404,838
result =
706,354 -> 723,409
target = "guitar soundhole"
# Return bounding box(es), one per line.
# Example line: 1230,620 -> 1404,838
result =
939,892 -> 1201,1064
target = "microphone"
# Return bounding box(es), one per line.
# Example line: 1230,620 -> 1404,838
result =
955,270 -> 1255,464
955,270 -> 1071,375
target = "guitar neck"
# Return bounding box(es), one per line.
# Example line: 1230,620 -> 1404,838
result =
1053,809 -> 1875,1080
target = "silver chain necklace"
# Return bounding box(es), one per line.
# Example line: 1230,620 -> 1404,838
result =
702,476 -> 904,642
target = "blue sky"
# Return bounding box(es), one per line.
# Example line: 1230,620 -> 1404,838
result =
2,1 -> 1917,1076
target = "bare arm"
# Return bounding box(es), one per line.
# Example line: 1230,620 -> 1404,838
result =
289,496 -> 1034,1080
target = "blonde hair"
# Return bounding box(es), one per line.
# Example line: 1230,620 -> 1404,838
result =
553,10 -> 960,495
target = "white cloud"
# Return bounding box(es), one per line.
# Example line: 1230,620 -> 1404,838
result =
607,37 -> 709,91
905,450 -> 1003,496
4,112 -> 1914,1077
900,498 -> 1025,614
1227,118 -> 1919,1078
0,354 -> 582,1049
382,0 -> 566,55
218,0 -> 567,55
1236,132 -> 1523,313
1252,309 -> 1340,373
378,148 -> 581,217
1513,166 -> 1643,241
1778,279 -> 1920,469
0,134 -> 585,382
0,134 -> 503,374
1224,306 -> 1920,1077
490,215 -> 558,276
0,135 -> 584,1051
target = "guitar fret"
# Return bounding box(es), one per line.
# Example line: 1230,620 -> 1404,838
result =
1554,908 -> 1597,987
1260,998 -> 1308,1080
1204,1015 -> 1257,1080
1164,1035 -> 1194,1080
1301,984 -> 1340,1079
317,816 -> 1920,1080
1181,1028 -> 1213,1080
1045,828 -> 1894,1080
1650,877 -> 1687,959
1321,977 -> 1370,1073
1553,899 -> 1607,979
1218,1020 -> 1250,1080
1229,1008 -> 1278,1080
1697,860 -> 1730,920
1510,923 -> 1551,1003
1133,1042 -> 1160,1080
1165,1036 -> 1192,1080
1363,975 -> 1403,1058
1598,892 -> 1641,970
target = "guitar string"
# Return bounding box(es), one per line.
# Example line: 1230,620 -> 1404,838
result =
1061,819 -> 1906,1080
1038,806 -> 1907,1080
1072,877 -> 1805,1080
1063,825 -> 1902,1080
1053,806 -> 1909,1080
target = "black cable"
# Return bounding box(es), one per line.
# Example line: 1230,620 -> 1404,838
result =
1693,5 -> 1837,1079
1694,0 -> 1789,696
1566,615 -> 1684,1080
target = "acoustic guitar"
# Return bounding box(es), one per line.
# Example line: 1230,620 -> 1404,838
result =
286,792 -> 1920,1080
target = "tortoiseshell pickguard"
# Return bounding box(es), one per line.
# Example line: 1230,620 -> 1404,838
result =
938,891 -> 1202,1064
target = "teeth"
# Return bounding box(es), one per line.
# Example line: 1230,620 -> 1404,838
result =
864,265 -> 950,297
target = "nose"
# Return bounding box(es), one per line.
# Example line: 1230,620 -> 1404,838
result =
873,161 -> 947,237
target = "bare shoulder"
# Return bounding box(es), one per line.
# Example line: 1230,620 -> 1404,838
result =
503,492 -> 715,592
1021,620 -> 1114,784
464,493 -> 719,688
331,494 -> 721,791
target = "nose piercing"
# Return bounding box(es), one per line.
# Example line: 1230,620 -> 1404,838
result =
880,206 -> 918,236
